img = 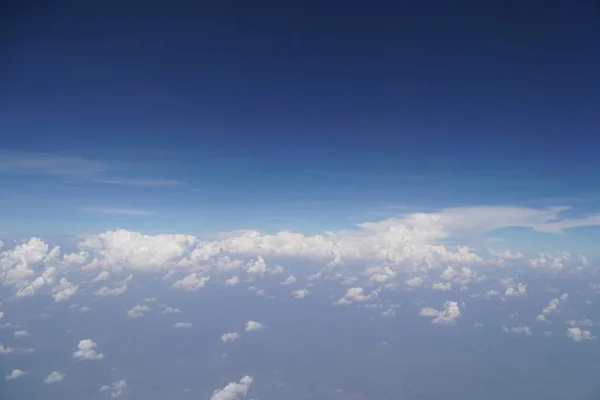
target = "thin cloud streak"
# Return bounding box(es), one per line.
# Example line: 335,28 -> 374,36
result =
80,207 -> 156,216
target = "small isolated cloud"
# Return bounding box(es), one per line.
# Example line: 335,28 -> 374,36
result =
210,375 -> 253,400
381,308 -> 396,318
567,327 -> 595,342
292,289 -> 309,299
280,275 -> 297,285
245,321 -> 265,332
160,306 -> 181,314
565,319 -> 595,328
336,287 -> 378,305
420,301 -> 461,325
505,283 -> 527,296
405,276 -> 424,288
92,271 -> 111,282
221,332 -> 241,343
173,322 -> 192,329
100,380 -> 128,398
94,285 -> 127,296
14,330 -> 29,338
44,371 -> 66,384
502,325 -> 533,335
432,282 -> 452,291
0,342 -> 34,354
73,339 -> 104,360
172,273 -> 210,291
52,278 -> 78,302
248,287 -> 265,296
81,206 -> 156,216
5,369 -> 28,381
126,304 -> 151,318
225,276 -> 240,286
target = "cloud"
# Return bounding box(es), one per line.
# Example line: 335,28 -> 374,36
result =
567,327 -> 595,342
336,287 -> 378,305
13,330 -> 29,338
565,319 -> 595,328
173,322 -> 192,328
280,275 -> 297,285
81,207 -> 156,216
93,178 -> 180,187
405,276 -> 424,288
126,304 -> 151,318
172,273 -> 210,291
5,369 -> 28,381
225,276 -> 240,286
245,321 -> 265,332
502,326 -> 533,335
52,278 -> 78,302
292,289 -> 309,299
44,371 -> 66,384
420,301 -> 461,324
0,342 -> 34,354
210,375 -> 253,400
73,339 -> 104,360
92,270 -> 111,282
100,380 -> 128,398
160,306 -> 181,314
221,332 -> 241,343
504,283 -> 527,296
94,285 -> 127,296
432,282 -> 452,291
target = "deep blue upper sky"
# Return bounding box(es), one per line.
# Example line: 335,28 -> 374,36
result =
1,1 -> 600,237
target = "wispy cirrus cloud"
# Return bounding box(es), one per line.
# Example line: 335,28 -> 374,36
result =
80,207 -> 156,216
0,150 -> 182,187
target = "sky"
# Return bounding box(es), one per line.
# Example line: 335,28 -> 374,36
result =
2,1 -> 600,399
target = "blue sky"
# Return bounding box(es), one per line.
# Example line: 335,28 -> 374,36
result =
2,2 -> 600,245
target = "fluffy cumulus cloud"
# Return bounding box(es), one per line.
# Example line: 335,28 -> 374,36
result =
567,327 -> 595,342
94,285 -> 127,296
292,288 -> 309,299
5,369 -> 28,381
420,301 -> 461,325
100,380 -> 128,398
52,278 -> 78,302
245,321 -> 265,332
172,273 -> 210,291
44,371 -> 66,384
336,287 -> 379,305
73,339 -> 104,360
126,304 -> 151,318
221,332 -> 241,343
210,375 -> 254,400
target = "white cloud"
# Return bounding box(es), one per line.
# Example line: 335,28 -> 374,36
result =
245,256 -> 267,275
210,375 -> 253,400
381,308 -> 396,318
126,304 -> 151,318
173,322 -> 192,328
336,287 -> 379,305
441,266 -> 477,285
221,332 -> 241,343
5,369 -> 28,381
73,339 -> 104,360
502,326 -> 533,335
432,282 -> 452,291
44,371 -> 66,384
52,278 -> 78,302
92,270 -> 111,282
292,289 -> 309,299
225,276 -> 240,286
505,283 -> 527,296
270,265 -> 284,275
245,321 -> 265,332
567,327 -> 595,342
565,319 -> 595,327
405,276 -> 424,288
248,286 -> 265,296
172,273 -> 210,291
419,301 -> 461,325
13,330 -> 29,338
94,285 -> 127,296
280,275 -> 297,285
528,252 -> 571,272
0,342 -> 34,354
100,380 -> 128,398
160,306 -> 181,314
